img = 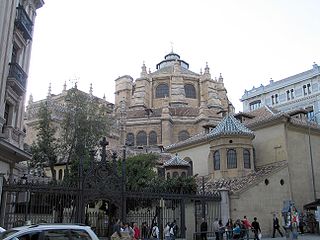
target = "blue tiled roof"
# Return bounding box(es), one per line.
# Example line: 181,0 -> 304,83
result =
164,154 -> 190,167
207,115 -> 254,138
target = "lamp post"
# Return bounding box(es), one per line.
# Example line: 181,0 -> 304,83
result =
308,112 -> 320,201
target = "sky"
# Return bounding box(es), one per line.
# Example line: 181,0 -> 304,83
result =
27,0 -> 320,112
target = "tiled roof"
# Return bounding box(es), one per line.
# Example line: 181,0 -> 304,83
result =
207,115 -> 254,138
198,161 -> 288,194
151,66 -> 200,77
163,154 -> 190,167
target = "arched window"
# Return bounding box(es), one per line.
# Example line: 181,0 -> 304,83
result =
213,150 -> 220,170
178,130 -> 190,141
184,157 -> 193,176
136,131 -> 147,146
227,149 -> 237,169
184,84 -> 196,99
243,149 -> 251,169
167,172 -> 170,179
181,172 -> 186,177
149,131 -> 157,145
58,169 -> 63,180
127,133 -> 135,146
155,84 -> 169,98
173,171 -> 179,178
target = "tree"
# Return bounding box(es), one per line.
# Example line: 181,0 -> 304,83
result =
30,102 -> 57,180
59,88 -> 111,181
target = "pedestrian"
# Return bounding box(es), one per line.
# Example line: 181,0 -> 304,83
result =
298,212 -> 305,235
272,214 -> 283,238
242,216 -> 251,240
123,222 -> 134,239
251,217 -> 261,240
133,222 -> 140,240
151,223 -> 159,239
112,219 -> 122,239
213,218 -> 220,240
232,221 -> 241,239
218,219 -> 225,240
141,222 -> 149,240
164,222 -> 171,240
170,220 -> 178,240
225,218 -> 233,240
200,218 -> 208,240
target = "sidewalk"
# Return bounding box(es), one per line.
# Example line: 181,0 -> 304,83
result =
262,234 -> 319,240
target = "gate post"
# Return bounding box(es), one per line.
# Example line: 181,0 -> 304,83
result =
180,198 -> 186,238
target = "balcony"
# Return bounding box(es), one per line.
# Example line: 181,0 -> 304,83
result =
7,62 -> 28,95
15,5 -> 33,41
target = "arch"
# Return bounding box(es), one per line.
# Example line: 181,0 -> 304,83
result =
181,172 -> 186,177
126,133 -> 135,146
136,131 -> 147,146
227,149 -> 237,169
213,150 -> 220,170
155,83 -> 169,98
166,172 -> 170,179
243,149 -> 251,169
184,84 -> 196,99
149,131 -> 157,145
178,130 -> 190,141
173,171 -> 179,178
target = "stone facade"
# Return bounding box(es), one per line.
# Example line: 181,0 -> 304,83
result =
0,0 -> 44,180
115,52 -> 234,148
241,62 -> 320,123
166,106 -> 320,236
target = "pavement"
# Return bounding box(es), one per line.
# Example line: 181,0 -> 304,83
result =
260,234 -> 319,240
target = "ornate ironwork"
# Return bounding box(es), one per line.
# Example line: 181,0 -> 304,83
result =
8,62 -> 27,89
15,5 -> 33,41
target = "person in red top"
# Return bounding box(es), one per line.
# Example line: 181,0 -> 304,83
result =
242,216 -> 252,240
133,222 -> 140,240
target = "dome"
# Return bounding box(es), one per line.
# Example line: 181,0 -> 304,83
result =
156,52 -> 189,70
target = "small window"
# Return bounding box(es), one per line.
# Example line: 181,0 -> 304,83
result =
149,131 -> 157,145
126,133 -> 135,146
213,150 -> 220,170
155,84 -> 169,98
173,172 -> 179,178
136,131 -> 147,146
178,130 -> 190,141
280,179 -> 284,185
184,84 -> 196,99
166,172 -> 170,179
243,149 -> 251,169
181,172 -> 186,177
249,100 -> 261,111
265,179 -> 269,185
227,149 -> 237,169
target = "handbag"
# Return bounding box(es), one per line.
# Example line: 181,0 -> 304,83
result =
258,233 -> 262,239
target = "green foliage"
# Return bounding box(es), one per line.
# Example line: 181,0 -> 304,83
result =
125,153 -> 158,191
30,102 -> 57,180
124,153 -> 197,194
59,88 -> 111,181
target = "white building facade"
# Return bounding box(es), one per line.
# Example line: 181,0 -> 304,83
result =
0,0 -> 44,180
241,62 -> 320,122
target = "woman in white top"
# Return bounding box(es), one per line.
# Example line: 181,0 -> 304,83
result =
151,223 -> 160,239
164,222 -> 171,240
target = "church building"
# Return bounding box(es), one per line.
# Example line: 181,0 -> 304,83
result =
114,51 -> 234,149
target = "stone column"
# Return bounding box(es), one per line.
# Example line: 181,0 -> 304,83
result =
219,188 -> 230,225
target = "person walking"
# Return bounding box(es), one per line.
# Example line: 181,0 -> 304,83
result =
213,218 -> 220,240
272,214 -> 283,238
200,218 -> 208,240
170,220 -> 178,240
151,223 -> 159,239
251,217 -> 261,240
242,216 -> 252,240
133,222 -> 140,240
164,222 -> 171,240
225,218 -> 233,240
141,222 -> 149,240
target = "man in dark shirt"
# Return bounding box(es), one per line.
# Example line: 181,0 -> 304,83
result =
272,214 -> 283,238
251,217 -> 261,240
200,218 -> 208,240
